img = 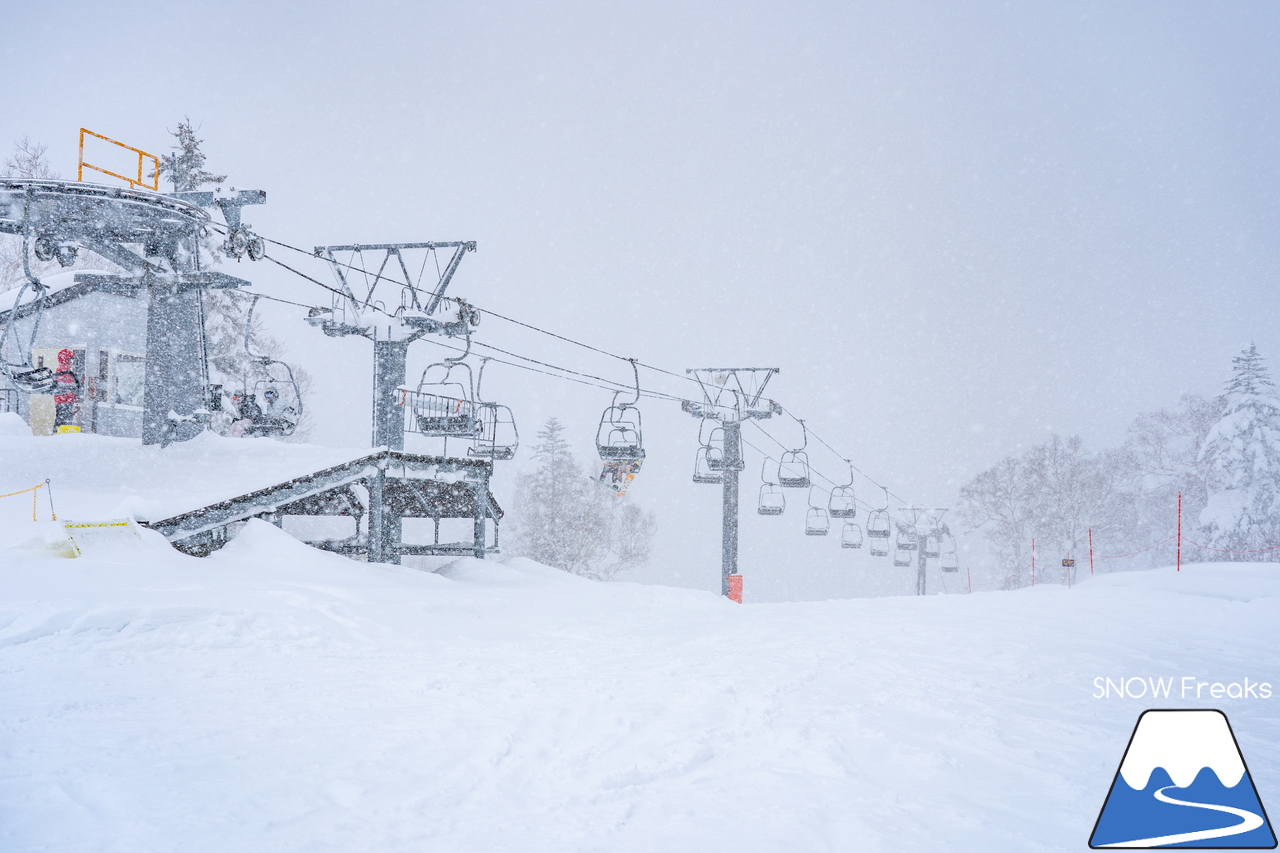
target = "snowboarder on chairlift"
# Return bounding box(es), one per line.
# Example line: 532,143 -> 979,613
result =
258,386 -> 297,429
53,348 -> 81,434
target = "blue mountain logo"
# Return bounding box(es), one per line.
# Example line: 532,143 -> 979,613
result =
1090,709 -> 1276,848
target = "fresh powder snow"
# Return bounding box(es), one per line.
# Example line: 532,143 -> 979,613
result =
1,433 -> 1277,852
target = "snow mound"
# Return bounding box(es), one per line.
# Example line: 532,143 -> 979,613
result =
0,411 -> 29,436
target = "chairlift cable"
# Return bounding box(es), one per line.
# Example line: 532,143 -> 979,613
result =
774,405 -> 912,507
222,288 -> 324,312
745,423 -> 908,522
235,232 -> 925,509
739,434 -> 907,525
257,233 -> 703,389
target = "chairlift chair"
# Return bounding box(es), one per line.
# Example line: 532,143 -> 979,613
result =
841,522 -> 863,549
805,488 -> 829,535
467,360 -> 519,460
413,338 -> 481,438
233,297 -> 304,437
757,458 -> 785,515
923,535 -> 941,559
597,405 -> 644,462
238,368 -> 302,437
893,547 -> 913,567
867,499 -> 892,557
704,426 -> 731,471
778,419 -> 811,488
940,532 -> 959,572
468,403 -> 519,460
596,360 -> 645,464
805,507 -> 829,536
693,446 -> 723,485
0,279 -> 60,394
828,462 -> 857,518
895,525 -> 918,552
758,484 -> 785,515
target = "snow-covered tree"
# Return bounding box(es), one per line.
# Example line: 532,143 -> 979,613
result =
1197,345 -> 1280,560
509,417 -> 655,579
5,137 -> 57,180
155,119 -> 226,192
958,434 -> 1130,586
1116,392 -> 1224,565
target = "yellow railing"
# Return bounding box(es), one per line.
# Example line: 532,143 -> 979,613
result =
78,128 -> 160,191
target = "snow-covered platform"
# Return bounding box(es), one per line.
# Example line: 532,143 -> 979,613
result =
0,419 -> 501,560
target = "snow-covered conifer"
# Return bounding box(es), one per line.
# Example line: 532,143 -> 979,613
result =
1197,344 -> 1280,560
155,119 -> 227,192
509,417 -> 654,578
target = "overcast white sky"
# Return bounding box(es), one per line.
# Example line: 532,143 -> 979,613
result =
6,1 -> 1279,598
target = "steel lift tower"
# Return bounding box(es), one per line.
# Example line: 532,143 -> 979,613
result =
683,368 -> 780,599
899,505 -> 950,595
307,241 -> 476,451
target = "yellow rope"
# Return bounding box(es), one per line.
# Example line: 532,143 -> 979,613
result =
0,483 -> 43,521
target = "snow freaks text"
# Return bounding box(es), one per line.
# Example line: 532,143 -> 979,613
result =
1092,677 -> 1273,700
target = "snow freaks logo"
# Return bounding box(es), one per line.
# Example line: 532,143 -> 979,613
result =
1089,710 -> 1276,848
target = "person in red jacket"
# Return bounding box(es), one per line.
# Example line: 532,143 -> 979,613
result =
53,348 -> 81,434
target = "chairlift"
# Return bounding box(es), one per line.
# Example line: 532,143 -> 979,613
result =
692,417 -> 726,482
596,358 -> 645,464
828,462 -> 856,518
705,426 -> 730,471
805,488 -> 829,535
0,277 -> 59,394
866,488 -> 891,556
413,335 -> 481,438
841,522 -> 863,549
233,296 -> 303,437
778,419 -> 811,488
692,446 -> 723,485
757,459 -> 785,516
940,531 -> 959,573
805,507 -> 829,536
467,358 -> 519,461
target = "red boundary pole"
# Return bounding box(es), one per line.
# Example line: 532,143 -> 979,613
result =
966,566 -> 972,593
1089,528 -> 1094,575
1177,492 -> 1182,572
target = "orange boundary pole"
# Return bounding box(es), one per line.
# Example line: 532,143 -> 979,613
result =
1177,492 -> 1182,572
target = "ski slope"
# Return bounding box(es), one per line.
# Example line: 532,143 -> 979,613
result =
1,509 -> 1277,851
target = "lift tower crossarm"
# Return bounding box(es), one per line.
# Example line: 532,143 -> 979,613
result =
307,241 -> 479,457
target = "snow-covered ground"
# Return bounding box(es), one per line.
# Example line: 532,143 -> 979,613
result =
1,428 -> 1277,851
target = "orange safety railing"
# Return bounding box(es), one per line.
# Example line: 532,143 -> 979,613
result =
78,128 -> 160,191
